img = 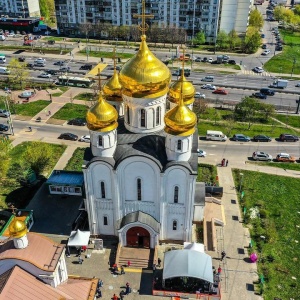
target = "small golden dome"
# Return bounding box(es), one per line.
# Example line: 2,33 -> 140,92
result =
9,218 -> 27,239
164,96 -> 197,136
169,72 -> 195,105
119,35 -> 171,98
103,70 -> 123,102
86,93 -> 118,132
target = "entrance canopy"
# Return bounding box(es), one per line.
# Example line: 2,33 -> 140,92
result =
68,229 -> 90,247
163,250 -> 213,283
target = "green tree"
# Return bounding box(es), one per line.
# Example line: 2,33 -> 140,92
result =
249,9 -> 264,28
7,58 -> 29,89
294,4 -> 300,16
39,0 -> 55,24
216,30 -> 229,50
274,6 -> 286,21
228,30 -> 241,50
260,103 -> 275,121
193,31 -> 206,45
243,26 -> 261,54
0,139 -> 12,180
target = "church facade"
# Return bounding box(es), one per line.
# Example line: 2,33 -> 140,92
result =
83,23 -> 201,249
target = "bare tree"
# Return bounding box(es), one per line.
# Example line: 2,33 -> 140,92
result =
130,25 -> 140,42
79,22 -> 93,42
148,25 -> 161,46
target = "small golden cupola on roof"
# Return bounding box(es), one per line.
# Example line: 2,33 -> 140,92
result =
86,73 -> 118,132
119,0 -> 171,98
9,218 -> 27,239
103,48 -> 122,102
169,49 -> 195,105
164,79 -> 197,137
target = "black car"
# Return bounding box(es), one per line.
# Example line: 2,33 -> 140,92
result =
67,118 -> 87,126
18,56 -> 26,62
260,88 -> 275,96
80,64 -> 93,70
54,61 -> 65,66
58,133 -> 78,141
279,133 -> 299,142
26,63 -> 34,68
202,57 -> 208,62
275,45 -> 283,51
45,69 -> 58,75
262,44 -> 267,49
253,135 -> 272,142
228,60 -> 236,65
0,124 -> 8,131
251,92 -> 267,99
60,66 -> 71,72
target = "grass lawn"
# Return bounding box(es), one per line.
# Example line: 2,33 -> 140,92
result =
274,114 -> 300,130
11,100 -> 50,117
232,169 -> 300,299
0,142 -> 66,208
64,148 -> 86,172
75,92 -> 97,101
247,161 -> 300,171
264,29 -> 300,75
42,37 -> 65,41
51,103 -> 88,120
79,50 -> 134,59
197,163 -> 218,184
52,86 -> 69,97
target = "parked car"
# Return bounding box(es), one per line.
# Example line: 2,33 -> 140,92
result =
0,124 -> 8,131
0,109 -> 10,117
80,64 -> 93,70
18,91 -> 34,98
253,135 -> 272,142
260,88 -> 275,96
18,56 -> 25,62
197,149 -> 206,157
232,134 -> 251,142
48,40 -> 55,45
208,58 -> 213,63
60,66 -> 71,72
194,92 -> 205,99
79,135 -> 91,143
26,63 -> 34,68
45,69 -> 58,75
195,57 -> 201,62
54,60 -> 65,66
34,58 -> 46,63
67,118 -> 87,126
213,88 -> 228,95
38,73 -> 52,78
261,50 -> 270,55
253,66 -> 264,73
251,92 -> 267,99
58,133 -> 78,141
228,60 -> 236,65
276,153 -> 296,162
202,57 -> 208,62
252,151 -> 273,161
201,84 -> 216,90
279,133 -> 299,142
295,83 -> 300,87
262,44 -> 267,49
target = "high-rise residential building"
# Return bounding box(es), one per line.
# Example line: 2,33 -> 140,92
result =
55,0 -> 252,41
0,0 -> 40,18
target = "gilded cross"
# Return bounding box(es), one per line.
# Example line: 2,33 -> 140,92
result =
133,0 -> 154,36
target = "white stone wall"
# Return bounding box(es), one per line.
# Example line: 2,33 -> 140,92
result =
165,133 -> 193,162
90,129 -> 117,158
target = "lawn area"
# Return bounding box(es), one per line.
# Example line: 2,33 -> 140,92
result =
75,92 -> 97,101
51,103 -> 88,120
274,114 -> 300,130
1,141 -> 66,208
52,86 -> 69,97
10,100 -> 50,117
79,50 -> 134,59
247,161 -> 300,171
264,29 -> 300,75
232,170 -> 300,299
197,163 -> 218,184
64,148 -> 85,172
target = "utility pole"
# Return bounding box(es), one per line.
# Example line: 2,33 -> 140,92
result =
4,93 -> 14,136
291,57 -> 296,78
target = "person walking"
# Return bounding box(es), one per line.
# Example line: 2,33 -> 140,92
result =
226,159 -> 229,167
28,126 -> 32,132
217,266 -> 222,275
125,283 -> 131,295
112,293 -> 118,300
119,291 -> 124,300
78,255 -> 83,264
221,251 -> 226,261
157,258 -> 161,268
120,266 -> 125,275
221,158 -> 225,167
127,260 -> 131,267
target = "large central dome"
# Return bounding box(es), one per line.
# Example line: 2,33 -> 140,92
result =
119,35 -> 171,98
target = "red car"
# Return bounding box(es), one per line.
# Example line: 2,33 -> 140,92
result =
213,88 -> 228,95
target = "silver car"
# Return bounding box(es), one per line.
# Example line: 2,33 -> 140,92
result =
252,151 -> 272,161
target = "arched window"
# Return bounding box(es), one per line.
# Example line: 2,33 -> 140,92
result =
174,186 -> 179,203
100,181 -> 105,198
156,106 -> 161,125
137,178 -> 142,201
98,135 -> 103,147
173,220 -> 177,230
103,216 -> 108,226
177,140 -> 182,151
126,105 -> 130,125
141,109 -> 146,127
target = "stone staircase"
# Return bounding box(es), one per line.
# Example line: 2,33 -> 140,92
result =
117,247 -> 155,269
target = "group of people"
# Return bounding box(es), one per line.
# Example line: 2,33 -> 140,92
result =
112,282 -> 131,300
221,158 -> 229,167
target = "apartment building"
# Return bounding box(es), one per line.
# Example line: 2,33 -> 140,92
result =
55,0 -> 252,41
0,0 -> 40,18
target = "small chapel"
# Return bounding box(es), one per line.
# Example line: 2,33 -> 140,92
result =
83,3 -> 203,249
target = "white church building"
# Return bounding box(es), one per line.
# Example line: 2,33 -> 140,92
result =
83,19 -> 204,249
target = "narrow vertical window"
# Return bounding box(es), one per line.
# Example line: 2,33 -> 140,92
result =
173,220 -> 177,230
100,181 -> 105,198
98,135 -> 103,147
156,106 -> 161,125
177,140 -> 182,151
127,105 -> 130,125
141,109 -> 146,127
103,216 -> 108,225
137,178 -> 142,201
174,186 -> 179,203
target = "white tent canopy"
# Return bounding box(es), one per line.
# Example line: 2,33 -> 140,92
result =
163,249 -> 213,283
67,229 -> 90,247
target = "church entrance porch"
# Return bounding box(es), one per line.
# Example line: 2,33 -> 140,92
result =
126,226 -> 150,248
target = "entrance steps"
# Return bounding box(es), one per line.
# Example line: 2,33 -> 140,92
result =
116,246 -> 155,269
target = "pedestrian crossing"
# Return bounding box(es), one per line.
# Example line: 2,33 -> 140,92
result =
242,70 -> 272,77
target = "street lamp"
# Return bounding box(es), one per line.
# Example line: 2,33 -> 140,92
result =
4,92 -> 14,136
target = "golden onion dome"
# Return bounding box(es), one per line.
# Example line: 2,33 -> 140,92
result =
9,218 -> 27,239
103,69 -> 123,102
164,96 -> 197,136
169,72 -> 195,105
86,93 -> 118,132
119,35 -> 171,98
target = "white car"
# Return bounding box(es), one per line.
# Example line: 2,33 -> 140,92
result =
253,66 -> 264,73
201,84 -> 216,90
197,149 -> 206,157
261,50 -> 270,56
208,57 -> 213,63
194,92 -> 206,99
79,135 -> 90,143
252,151 -> 272,161
38,73 -> 51,78
34,58 -> 46,63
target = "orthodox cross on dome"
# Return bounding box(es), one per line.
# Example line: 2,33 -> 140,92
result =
133,0 -> 154,36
